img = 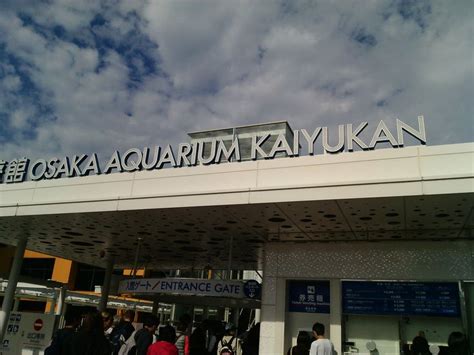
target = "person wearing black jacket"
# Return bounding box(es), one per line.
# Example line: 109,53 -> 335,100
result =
45,309 -> 81,355
68,311 -> 111,355
134,315 -> 159,355
110,310 -> 135,354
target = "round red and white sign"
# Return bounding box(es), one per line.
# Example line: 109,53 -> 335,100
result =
33,319 -> 43,331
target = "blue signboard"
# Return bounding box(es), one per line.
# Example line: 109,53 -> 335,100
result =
342,281 -> 460,317
243,280 -> 261,299
288,280 -> 330,313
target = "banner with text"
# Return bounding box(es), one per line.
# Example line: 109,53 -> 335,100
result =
118,278 -> 261,299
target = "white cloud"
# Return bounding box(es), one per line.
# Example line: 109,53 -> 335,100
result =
0,0 -> 472,164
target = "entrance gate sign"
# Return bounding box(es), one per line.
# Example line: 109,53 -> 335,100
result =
118,278 -> 261,299
0,117 -> 426,183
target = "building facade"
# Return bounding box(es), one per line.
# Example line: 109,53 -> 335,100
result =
0,121 -> 472,353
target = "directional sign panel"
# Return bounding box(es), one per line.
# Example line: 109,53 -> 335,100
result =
288,280 -> 330,313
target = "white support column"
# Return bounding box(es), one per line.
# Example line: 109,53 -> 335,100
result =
49,294 -> 57,315
0,235 -> 27,342
98,257 -> 114,312
254,309 -> 261,323
56,286 -> 67,316
259,277 -> 286,355
12,298 -> 19,312
330,279 -> 342,355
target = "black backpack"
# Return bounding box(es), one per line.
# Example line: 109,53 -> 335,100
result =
219,336 -> 235,355
110,322 -> 135,355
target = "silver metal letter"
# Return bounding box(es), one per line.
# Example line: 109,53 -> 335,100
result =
396,115 -> 426,146
54,157 -> 70,178
104,151 -> 123,174
323,125 -> 345,153
122,148 -> 142,172
44,158 -> 59,179
198,140 -> 217,165
346,122 -> 368,151
369,120 -> 399,149
269,133 -> 293,158
215,139 -> 241,163
176,143 -> 192,167
142,146 -> 160,170
300,128 -> 322,155
251,134 -> 270,160
82,153 -> 101,176
293,130 -> 300,157
157,145 -> 177,168
190,143 -> 198,166
69,154 -> 87,177
29,159 -> 47,181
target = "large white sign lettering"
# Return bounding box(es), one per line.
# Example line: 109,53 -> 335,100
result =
0,117 -> 426,184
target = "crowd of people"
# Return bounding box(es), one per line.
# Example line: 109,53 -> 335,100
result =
44,310 -> 470,355
286,323 -> 334,355
286,326 -> 470,355
406,330 -> 470,355
44,309 -> 261,355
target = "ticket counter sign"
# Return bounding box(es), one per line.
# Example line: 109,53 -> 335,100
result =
119,278 -> 261,299
288,280 -> 330,313
1,312 -> 55,355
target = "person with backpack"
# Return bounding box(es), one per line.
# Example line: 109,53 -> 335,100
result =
111,310 -> 136,355
175,321 -> 190,355
217,323 -> 241,355
131,315 -> 160,355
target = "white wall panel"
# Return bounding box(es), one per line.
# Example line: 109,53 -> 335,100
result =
0,143 -> 472,214
264,241 -> 473,280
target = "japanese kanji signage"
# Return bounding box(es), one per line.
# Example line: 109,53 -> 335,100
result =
1,312 -> 55,354
0,117 -> 426,184
118,278 -> 261,299
288,280 -> 330,313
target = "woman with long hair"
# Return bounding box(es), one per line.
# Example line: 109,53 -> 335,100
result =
69,311 -> 112,355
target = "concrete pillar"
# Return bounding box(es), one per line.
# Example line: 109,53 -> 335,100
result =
0,235 -> 27,342
98,257 -> 114,312
232,308 -> 240,328
56,286 -> 67,316
259,277 -> 286,355
330,279 -> 342,355
12,298 -> 19,312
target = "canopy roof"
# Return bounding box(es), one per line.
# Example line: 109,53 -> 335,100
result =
0,143 -> 472,270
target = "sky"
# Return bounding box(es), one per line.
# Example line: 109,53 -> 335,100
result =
0,0 -> 473,162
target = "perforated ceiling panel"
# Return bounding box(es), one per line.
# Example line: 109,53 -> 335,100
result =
0,193 -> 472,269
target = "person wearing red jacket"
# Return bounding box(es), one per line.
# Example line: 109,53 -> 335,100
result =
147,325 -> 179,355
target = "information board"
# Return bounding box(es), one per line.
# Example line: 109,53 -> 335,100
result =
288,280 -> 330,313
342,281 -> 460,317
1,312 -> 55,355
